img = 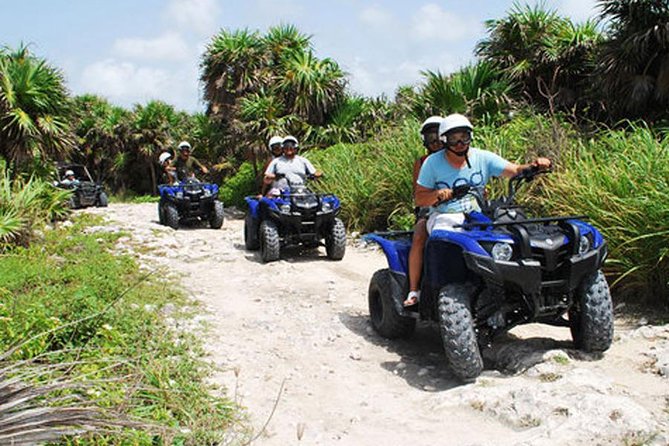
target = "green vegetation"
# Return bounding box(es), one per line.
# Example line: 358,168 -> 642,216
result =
0,160 -> 70,249
0,214 -> 236,444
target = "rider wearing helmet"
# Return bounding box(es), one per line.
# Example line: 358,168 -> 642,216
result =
404,113 -> 552,307
268,135 -> 284,158
404,116 -> 445,306
259,135 -> 285,196
264,135 -> 321,196
171,141 -> 209,182
61,169 -> 79,187
158,152 -> 177,185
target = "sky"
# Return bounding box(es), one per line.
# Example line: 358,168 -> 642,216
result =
2,0 -> 600,113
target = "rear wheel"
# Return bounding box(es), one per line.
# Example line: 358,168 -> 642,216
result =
97,192 -> 108,207
437,283 -> 483,382
569,270 -> 613,352
259,220 -> 280,263
209,200 -> 224,229
368,269 -> 415,338
325,218 -> 346,260
164,203 -> 180,230
244,214 -> 259,250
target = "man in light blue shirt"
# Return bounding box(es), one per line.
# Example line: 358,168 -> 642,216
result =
404,113 -> 551,306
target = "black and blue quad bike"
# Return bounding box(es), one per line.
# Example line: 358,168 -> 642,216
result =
365,167 -> 613,382
244,179 -> 346,263
158,179 -> 224,229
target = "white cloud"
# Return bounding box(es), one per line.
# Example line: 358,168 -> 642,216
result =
165,0 -> 221,35
359,5 -> 393,28
410,3 -> 481,42
556,0 -> 600,22
113,32 -> 190,61
79,59 -> 200,110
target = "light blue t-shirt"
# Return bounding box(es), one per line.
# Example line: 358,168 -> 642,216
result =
417,147 -> 509,213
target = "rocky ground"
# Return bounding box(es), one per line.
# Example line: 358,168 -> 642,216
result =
85,203 -> 669,446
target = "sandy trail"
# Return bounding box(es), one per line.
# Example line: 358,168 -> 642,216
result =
87,203 -> 669,446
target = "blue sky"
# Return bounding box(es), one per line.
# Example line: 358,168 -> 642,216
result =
3,0 -> 599,112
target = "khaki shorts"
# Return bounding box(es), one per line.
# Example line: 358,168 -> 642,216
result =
426,212 -> 466,234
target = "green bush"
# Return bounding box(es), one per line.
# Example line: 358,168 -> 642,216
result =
220,161 -> 258,208
0,161 -> 70,249
0,214 -> 236,444
539,124 -> 669,302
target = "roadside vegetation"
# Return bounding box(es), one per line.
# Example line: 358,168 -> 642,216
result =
0,214 -> 236,444
0,0 -> 668,442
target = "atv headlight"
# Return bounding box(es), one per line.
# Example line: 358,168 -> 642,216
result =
203,189 -> 211,197
578,235 -> 591,254
280,204 -> 291,214
491,242 -> 513,261
176,191 -> 183,199
321,202 -> 332,212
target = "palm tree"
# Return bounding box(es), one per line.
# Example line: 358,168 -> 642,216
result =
264,24 -> 312,67
278,50 -> 347,125
476,4 -> 600,114
201,29 -> 268,120
596,0 -> 669,121
0,45 -> 74,169
72,95 -> 131,188
128,100 -> 179,194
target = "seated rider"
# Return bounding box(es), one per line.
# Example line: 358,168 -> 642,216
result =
259,135 -> 284,197
171,141 -> 209,182
60,169 -> 80,187
263,135 -> 321,196
158,152 -> 177,185
403,116 -> 445,306
404,113 -> 551,307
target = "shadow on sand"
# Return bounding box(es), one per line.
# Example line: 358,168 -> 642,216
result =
339,311 -> 599,391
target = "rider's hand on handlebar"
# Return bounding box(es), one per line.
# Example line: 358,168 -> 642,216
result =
435,188 -> 452,203
532,157 -> 551,170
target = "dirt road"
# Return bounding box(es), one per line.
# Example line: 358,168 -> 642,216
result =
87,203 -> 669,446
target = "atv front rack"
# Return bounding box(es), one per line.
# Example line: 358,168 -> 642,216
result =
454,215 -> 588,230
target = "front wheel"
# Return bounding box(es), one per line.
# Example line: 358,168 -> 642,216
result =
164,203 -> 180,230
437,283 -> 483,382
158,200 -> 165,225
259,220 -> 280,263
569,270 -> 613,352
244,214 -> 259,250
368,269 -> 415,338
97,192 -> 108,207
209,200 -> 224,229
325,218 -> 346,260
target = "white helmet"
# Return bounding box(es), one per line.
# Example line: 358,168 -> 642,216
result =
65,170 -> 74,177
420,116 -> 443,134
178,141 -> 192,152
159,152 -> 172,164
282,135 -> 299,148
439,113 -> 473,137
268,136 -> 283,148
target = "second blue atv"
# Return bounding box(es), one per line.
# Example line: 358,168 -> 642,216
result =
365,167 -> 613,382
158,179 -> 224,229
244,177 -> 346,263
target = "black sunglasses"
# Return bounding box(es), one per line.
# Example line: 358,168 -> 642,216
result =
446,135 -> 472,146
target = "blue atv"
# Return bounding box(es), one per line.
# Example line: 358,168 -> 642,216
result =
244,176 -> 346,263
158,179 -> 224,229
365,167 -> 613,382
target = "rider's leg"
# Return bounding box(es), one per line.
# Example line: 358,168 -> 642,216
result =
404,218 -> 428,307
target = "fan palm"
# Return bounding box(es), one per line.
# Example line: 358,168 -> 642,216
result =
476,3 -> 600,112
279,49 -> 347,125
129,101 -> 180,194
596,0 -> 669,120
0,45 -> 74,168
201,29 -> 269,120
